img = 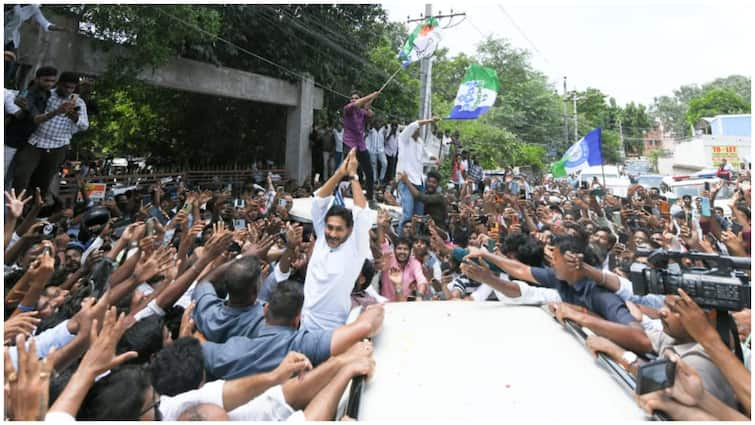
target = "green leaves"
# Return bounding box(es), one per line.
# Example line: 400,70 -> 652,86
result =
685,88 -> 750,126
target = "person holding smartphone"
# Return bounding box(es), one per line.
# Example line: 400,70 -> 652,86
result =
12,71 -> 88,200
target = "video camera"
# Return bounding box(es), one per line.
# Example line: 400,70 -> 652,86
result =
630,249 -> 750,311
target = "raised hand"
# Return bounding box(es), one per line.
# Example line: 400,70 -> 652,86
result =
670,289 -> 719,344
5,189 -> 31,219
120,221 -> 146,243
133,246 -> 175,283
77,307 -> 137,378
663,351 -> 705,407
3,312 -> 40,344
285,222 -> 303,249
202,231 -> 234,260
179,301 -> 197,338
345,148 -> 359,177
5,335 -> 53,420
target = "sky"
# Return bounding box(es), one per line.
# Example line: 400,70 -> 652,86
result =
383,0 -> 753,107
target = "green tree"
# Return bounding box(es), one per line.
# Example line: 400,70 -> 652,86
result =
703,75 -> 751,104
686,89 -> 750,125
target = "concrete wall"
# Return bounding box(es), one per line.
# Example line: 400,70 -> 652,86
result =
16,17 -> 322,183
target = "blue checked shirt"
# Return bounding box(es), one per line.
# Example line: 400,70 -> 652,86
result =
27,90 -> 89,149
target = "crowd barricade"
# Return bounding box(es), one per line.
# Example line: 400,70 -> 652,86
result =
56,166 -> 290,206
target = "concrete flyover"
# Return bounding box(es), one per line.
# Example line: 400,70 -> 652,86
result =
15,14 -> 324,183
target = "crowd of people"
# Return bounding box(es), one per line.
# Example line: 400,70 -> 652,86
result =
3,11 -> 753,420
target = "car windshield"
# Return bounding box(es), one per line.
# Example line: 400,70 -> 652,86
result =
637,176 -> 663,188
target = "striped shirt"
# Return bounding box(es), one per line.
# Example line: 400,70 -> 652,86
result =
27,90 -> 88,149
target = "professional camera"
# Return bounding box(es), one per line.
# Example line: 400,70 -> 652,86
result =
630,249 -> 750,311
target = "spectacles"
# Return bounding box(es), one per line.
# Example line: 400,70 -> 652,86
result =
140,395 -> 162,421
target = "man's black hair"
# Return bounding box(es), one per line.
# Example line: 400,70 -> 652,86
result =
551,235 -> 601,267
217,255 -> 261,301
426,170 -> 442,183
77,366 -> 151,420
516,239 -> 545,267
150,337 -> 205,397
501,233 -> 529,256
116,315 -> 165,365
562,221 -> 588,246
35,66 -> 57,78
163,305 -> 185,340
595,226 -> 617,248
57,71 -> 79,84
267,280 -> 304,323
395,237 -> 413,250
324,205 -> 354,229
357,259 -> 376,291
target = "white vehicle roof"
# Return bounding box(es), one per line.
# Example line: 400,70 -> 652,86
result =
577,165 -> 621,177
341,302 -> 646,420
289,197 -> 402,225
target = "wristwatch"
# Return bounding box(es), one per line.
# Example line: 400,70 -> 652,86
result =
622,351 -> 638,367
349,174 -> 359,182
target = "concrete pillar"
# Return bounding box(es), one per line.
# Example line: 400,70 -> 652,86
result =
286,75 -> 314,184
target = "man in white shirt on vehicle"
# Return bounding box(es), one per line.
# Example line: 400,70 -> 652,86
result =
396,117 -> 439,234
300,148 -> 374,332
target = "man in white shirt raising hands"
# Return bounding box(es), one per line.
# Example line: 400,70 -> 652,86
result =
301,148 -> 378,332
396,116 -> 440,234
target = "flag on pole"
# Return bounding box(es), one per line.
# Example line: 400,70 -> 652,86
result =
398,17 -> 442,68
446,64 -> 500,120
550,128 -> 603,178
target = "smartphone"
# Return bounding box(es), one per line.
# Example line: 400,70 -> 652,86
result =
182,201 -> 193,214
704,182 -> 710,192
145,218 -> 156,236
510,214 -> 519,226
314,173 -> 320,183
642,205 -> 654,215
700,198 -> 711,217
486,238 -> 495,251
659,201 -> 670,215
233,219 -> 246,229
621,197 -> 631,208
636,358 -> 676,395
730,221 -> 743,234
612,211 -> 622,227
618,233 -> 629,245
278,199 -> 287,208
519,189 -> 527,200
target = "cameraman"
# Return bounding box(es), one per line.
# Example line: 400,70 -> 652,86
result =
586,291 -> 739,412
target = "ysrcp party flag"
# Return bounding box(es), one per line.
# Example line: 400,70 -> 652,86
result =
447,64 -> 500,120
398,17 -> 441,68
551,128 -> 603,178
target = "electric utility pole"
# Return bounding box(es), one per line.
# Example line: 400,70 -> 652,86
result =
562,76 -> 569,146
572,90 -> 579,141
408,5 -> 466,144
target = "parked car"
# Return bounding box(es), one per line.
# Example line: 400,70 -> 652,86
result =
635,174 -> 664,190
577,165 -> 631,197
338,302 -> 647,420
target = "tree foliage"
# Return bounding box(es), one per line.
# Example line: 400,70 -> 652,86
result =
685,88 -> 750,125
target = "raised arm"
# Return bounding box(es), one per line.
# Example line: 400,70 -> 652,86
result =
351,91 -> 380,109
330,304 -> 384,356
464,246 -> 537,284
345,149 -> 365,209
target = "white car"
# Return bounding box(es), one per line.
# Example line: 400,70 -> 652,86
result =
337,302 -> 649,420
578,165 -> 631,197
